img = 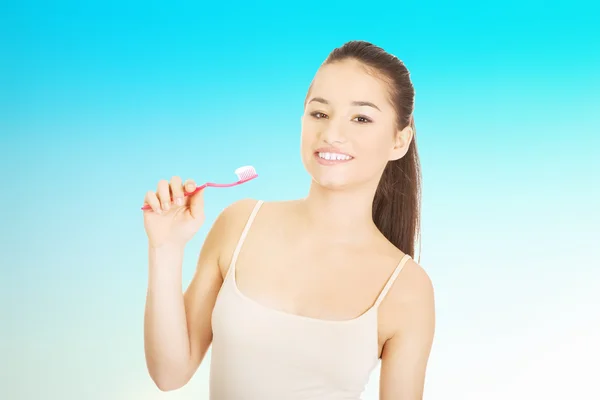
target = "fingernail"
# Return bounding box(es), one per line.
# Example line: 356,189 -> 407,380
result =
176,197 -> 183,206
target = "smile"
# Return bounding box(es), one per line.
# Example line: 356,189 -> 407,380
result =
313,150 -> 354,166
317,152 -> 353,161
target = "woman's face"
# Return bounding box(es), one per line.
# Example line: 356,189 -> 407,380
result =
301,59 -> 409,191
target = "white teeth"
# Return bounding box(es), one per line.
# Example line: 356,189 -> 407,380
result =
318,152 -> 352,161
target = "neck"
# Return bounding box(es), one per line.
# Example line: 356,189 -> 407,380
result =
299,181 -> 379,242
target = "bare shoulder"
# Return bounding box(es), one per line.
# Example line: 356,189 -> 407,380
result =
373,234 -> 434,306
214,197 -> 292,238
214,198 -> 299,275
379,252 -> 435,336
211,198 -> 262,276
232,198 -> 300,227
395,257 -> 434,305
217,198 -> 293,221
204,198 -> 259,248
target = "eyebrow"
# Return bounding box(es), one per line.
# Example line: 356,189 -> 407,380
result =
308,97 -> 381,111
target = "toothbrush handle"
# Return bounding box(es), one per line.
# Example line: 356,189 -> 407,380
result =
140,182 -> 241,211
181,181 -> 239,197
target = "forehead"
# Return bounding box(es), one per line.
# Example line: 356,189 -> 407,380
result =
309,59 -> 392,108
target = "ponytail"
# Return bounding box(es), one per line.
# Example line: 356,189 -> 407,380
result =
372,118 -> 421,261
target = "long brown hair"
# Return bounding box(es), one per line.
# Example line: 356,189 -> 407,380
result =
324,40 -> 422,260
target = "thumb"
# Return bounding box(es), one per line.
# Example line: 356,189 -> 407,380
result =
187,187 -> 205,220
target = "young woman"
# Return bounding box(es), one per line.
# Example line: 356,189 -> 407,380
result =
143,40 -> 435,400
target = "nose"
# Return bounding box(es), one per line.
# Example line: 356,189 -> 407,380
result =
320,119 -> 347,145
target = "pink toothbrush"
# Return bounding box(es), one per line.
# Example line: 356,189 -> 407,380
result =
141,165 -> 258,211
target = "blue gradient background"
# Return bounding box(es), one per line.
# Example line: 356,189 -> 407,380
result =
2,1 -> 599,399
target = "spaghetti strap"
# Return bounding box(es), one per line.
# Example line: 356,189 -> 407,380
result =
226,200 -> 264,279
373,253 -> 412,308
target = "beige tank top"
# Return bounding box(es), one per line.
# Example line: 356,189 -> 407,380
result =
210,200 -> 411,399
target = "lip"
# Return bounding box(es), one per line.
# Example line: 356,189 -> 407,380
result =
313,147 -> 354,166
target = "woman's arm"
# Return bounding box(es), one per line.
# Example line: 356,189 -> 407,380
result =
379,264 -> 435,400
144,199 -> 253,391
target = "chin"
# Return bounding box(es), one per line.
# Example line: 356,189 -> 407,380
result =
312,175 -> 352,190
303,160 -> 356,191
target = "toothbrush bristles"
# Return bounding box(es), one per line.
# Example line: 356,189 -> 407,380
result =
234,165 -> 258,181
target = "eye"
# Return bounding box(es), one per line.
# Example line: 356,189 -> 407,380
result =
310,111 -> 328,119
353,115 -> 372,124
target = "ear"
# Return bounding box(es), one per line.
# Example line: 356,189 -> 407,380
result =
389,124 -> 414,161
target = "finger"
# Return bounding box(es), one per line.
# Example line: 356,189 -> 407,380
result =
183,179 -> 197,195
144,190 -> 162,214
188,187 -> 204,220
156,180 -> 171,212
170,176 -> 184,206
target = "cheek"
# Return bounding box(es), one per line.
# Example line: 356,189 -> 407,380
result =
355,128 -> 395,164
300,119 -> 318,150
